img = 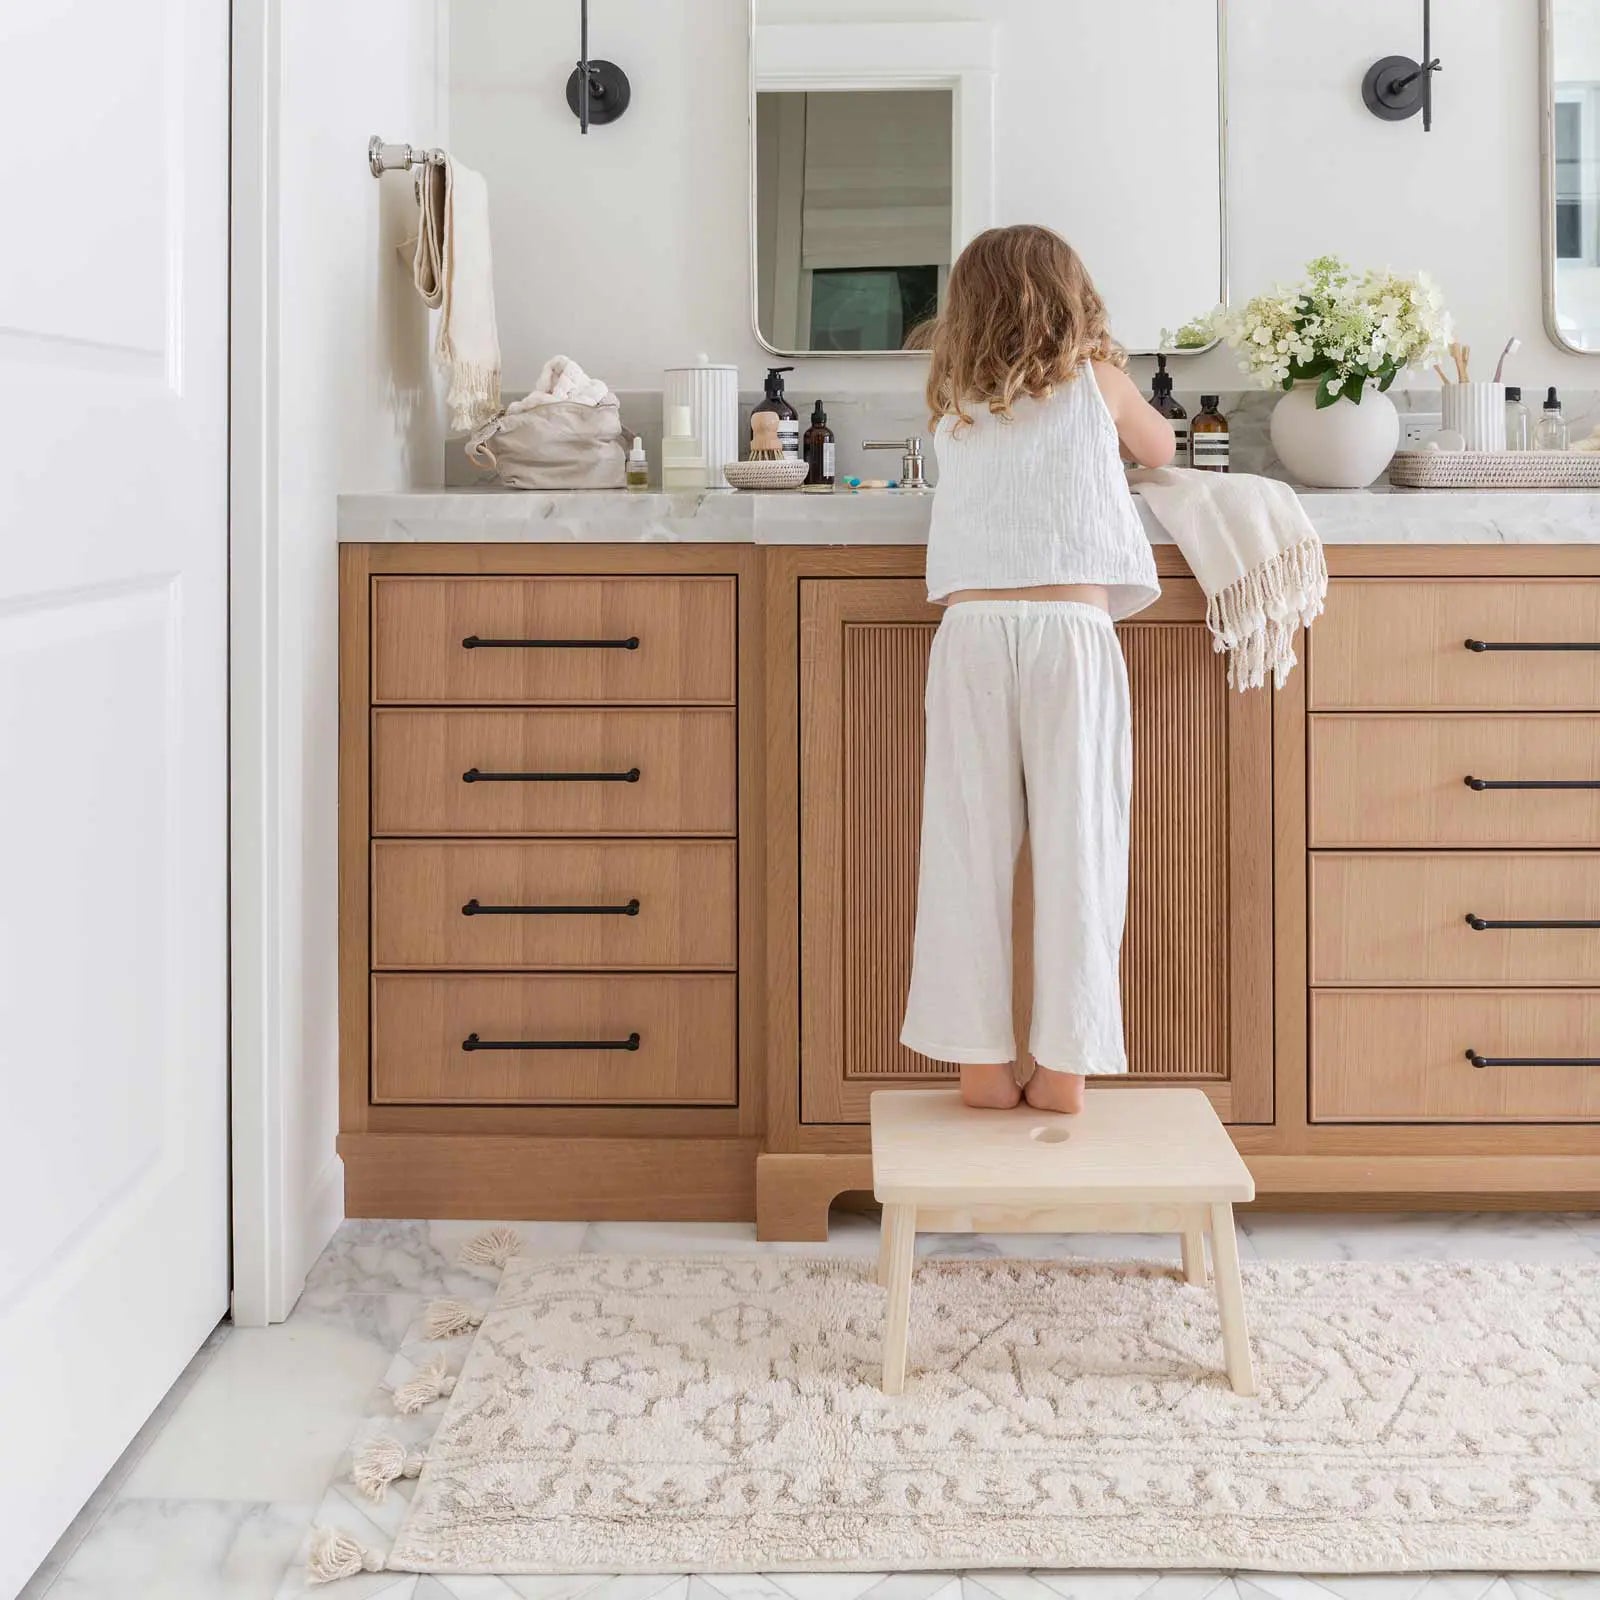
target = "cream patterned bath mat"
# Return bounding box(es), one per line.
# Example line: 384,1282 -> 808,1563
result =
315,1248 -> 1600,1578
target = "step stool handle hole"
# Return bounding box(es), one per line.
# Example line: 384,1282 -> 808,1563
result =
1029,1124 -> 1072,1145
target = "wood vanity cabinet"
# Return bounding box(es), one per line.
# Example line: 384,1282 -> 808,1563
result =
339,541 -> 1600,1231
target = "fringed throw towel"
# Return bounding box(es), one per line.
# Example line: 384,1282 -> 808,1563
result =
1129,467 -> 1327,690
409,156 -> 502,432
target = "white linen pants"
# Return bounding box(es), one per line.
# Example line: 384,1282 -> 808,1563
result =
899,601 -> 1132,1074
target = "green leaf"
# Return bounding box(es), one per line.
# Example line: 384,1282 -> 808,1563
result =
1347,378 -> 1364,405
1315,372 -> 1343,409
1377,367 -> 1397,392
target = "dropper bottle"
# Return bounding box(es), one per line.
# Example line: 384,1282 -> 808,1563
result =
1534,387 -> 1569,451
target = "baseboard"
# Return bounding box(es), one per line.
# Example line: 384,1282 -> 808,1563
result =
340,1133 -> 759,1220
293,1153 -> 346,1297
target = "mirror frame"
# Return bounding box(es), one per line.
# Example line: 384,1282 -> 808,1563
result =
1541,0 -> 1595,355
747,0 -> 1229,360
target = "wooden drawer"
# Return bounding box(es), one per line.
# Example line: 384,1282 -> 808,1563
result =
371,708 -> 737,836
1311,578 -> 1600,710
372,839 -> 737,970
1311,989 -> 1600,1122
1310,852 -> 1600,986
371,973 -> 737,1105
1309,714 -> 1600,846
372,576 -> 736,704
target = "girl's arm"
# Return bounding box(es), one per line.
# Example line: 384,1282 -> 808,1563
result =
1091,361 -> 1177,469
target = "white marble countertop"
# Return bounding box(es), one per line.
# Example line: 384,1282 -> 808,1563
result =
338,484 -> 1600,545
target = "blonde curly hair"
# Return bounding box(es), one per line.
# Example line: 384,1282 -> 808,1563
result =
926,224 -> 1124,429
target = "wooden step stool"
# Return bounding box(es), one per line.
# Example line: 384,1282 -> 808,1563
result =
870,1087 -> 1257,1396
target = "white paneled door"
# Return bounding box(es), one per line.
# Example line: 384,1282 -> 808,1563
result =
0,0 -> 230,1590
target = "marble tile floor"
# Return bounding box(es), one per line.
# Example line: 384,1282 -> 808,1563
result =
18,1211 -> 1600,1600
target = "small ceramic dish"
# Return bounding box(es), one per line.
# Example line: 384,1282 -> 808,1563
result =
724,460 -> 810,491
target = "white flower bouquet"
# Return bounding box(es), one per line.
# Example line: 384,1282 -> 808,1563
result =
1207,255 -> 1451,408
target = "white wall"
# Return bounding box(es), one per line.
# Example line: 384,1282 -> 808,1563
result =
452,0 -> 1597,396
233,0 -> 447,1323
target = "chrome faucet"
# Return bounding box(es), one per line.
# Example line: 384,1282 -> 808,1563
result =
863,436 -> 927,489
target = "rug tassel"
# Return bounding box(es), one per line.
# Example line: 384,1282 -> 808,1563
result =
306,1527 -> 386,1584
393,1353 -> 457,1415
424,1297 -> 485,1339
458,1226 -> 522,1268
351,1435 -> 425,1501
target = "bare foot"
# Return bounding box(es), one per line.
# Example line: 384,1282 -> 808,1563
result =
1024,1066 -> 1086,1114
959,1063 -> 1022,1109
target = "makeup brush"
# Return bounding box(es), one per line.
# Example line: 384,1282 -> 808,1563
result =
1493,336 -> 1522,383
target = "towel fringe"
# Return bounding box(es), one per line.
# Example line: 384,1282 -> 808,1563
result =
424,1297 -> 486,1339
443,360 -> 501,433
458,1226 -> 523,1268
306,1527 -> 386,1584
393,1353 -> 457,1415
1203,534 -> 1328,692
352,1434 -> 425,1501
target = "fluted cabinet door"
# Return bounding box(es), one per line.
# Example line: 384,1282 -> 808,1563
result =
798,578 -> 1273,1124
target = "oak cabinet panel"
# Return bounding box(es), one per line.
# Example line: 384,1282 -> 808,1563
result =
796,578 -> 1273,1125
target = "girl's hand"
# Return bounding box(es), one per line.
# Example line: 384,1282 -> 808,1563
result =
1092,361 -> 1177,469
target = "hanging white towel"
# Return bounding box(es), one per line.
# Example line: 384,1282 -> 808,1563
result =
410,157 -> 502,432
1128,467 -> 1328,691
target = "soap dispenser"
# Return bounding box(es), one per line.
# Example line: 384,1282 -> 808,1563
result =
753,366 -> 801,460
1149,355 -> 1190,466
1192,395 -> 1231,472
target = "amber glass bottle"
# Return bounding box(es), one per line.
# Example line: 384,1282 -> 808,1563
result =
1191,394 -> 1230,473
1149,355 -> 1190,466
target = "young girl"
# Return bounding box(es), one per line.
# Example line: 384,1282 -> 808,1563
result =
899,225 -> 1175,1114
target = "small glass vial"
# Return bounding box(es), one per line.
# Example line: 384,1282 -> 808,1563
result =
625,436 -> 649,490
1534,387 -> 1568,451
1504,387 -> 1531,451
1191,394 -> 1230,472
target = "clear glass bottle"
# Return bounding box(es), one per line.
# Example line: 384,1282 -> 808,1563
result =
1191,394 -> 1230,472
1534,386 -> 1569,451
625,436 -> 649,490
1503,386 -> 1531,451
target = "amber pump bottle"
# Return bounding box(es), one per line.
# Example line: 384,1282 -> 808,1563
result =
753,366 -> 801,460
1191,394 -> 1230,472
1149,355 -> 1190,465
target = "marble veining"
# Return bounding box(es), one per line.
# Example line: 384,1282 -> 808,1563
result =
338,484 -> 1600,549
20,1214 -> 1600,1600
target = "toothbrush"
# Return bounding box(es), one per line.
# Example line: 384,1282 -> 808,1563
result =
1492,336 -> 1521,383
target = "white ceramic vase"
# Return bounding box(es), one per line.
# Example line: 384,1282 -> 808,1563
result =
1268,383 -> 1399,489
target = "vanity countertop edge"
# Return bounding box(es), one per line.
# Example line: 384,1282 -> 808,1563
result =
338,486 -> 1600,547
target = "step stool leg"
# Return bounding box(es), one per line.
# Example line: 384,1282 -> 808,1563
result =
877,1207 -> 892,1288
880,1202 -> 917,1395
1208,1201 -> 1256,1397
1180,1212 -> 1209,1287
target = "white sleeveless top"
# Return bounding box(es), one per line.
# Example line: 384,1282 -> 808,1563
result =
924,363 -> 1160,620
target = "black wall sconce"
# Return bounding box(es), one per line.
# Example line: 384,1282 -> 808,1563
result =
567,0 -> 630,134
1363,0 -> 1441,131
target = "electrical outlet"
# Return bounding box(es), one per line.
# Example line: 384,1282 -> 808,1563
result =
1398,411 -> 1443,450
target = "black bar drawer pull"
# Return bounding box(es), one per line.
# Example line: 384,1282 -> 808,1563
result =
462,897 -> 640,917
1465,913 -> 1600,931
462,1031 -> 642,1052
1465,1047 -> 1600,1069
1464,638 -> 1600,652
462,634 -> 640,650
462,766 -> 640,784
1463,775 -> 1600,791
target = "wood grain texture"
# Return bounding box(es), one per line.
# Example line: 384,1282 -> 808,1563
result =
339,547 -> 375,1134
1311,988 -> 1600,1122
371,972 -> 737,1106
1309,713 -> 1600,847
372,708 -> 737,836
372,575 -> 736,705
1310,851 -> 1600,986
1311,578 -> 1600,710
341,1132 -> 758,1220
372,839 -> 737,970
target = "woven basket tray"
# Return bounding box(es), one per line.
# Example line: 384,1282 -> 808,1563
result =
1388,450 -> 1600,488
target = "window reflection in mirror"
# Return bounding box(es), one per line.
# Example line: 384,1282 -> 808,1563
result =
1549,0 -> 1600,350
755,89 -> 953,354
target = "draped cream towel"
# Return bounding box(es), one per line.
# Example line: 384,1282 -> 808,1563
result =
1129,467 -> 1328,690
410,157 -> 501,432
